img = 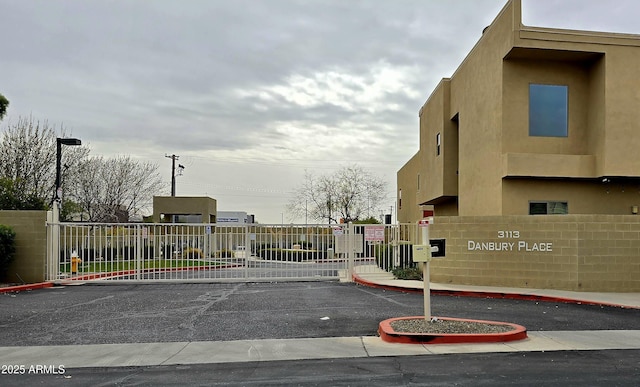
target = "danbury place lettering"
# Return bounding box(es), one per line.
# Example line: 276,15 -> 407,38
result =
517,241 -> 552,252
467,231 -> 553,252
467,241 -> 515,251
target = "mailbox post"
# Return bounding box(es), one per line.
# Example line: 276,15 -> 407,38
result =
413,219 -> 434,320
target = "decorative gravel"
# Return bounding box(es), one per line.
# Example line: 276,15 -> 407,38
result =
390,318 -> 514,334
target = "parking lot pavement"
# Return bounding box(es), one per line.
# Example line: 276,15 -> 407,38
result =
1,282 -> 639,386
1,282 -> 638,347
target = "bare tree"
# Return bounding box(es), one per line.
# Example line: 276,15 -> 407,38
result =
0,116 -> 163,220
0,116 -> 88,205
70,155 -> 164,222
288,165 -> 387,224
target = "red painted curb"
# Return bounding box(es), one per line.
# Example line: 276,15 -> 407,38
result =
378,316 -> 528,344
352,273 -> 638,310
62,264 -> 243,282
0,282 -> 54,293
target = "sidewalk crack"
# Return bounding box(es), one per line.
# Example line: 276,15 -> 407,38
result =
160,342 -> 190,365
360,336 -> 371,357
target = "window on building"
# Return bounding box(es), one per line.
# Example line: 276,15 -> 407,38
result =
529,84 -> 568,137
417,174 -> 420,191
398,189 -> 402,209
436,132 -> 441,155
529,201 -> 568,215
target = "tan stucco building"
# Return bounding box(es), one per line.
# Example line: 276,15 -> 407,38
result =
152,196 -> 217,223
398,0 -> 640,223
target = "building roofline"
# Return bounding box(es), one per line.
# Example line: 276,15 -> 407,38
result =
442,0 -> 640,98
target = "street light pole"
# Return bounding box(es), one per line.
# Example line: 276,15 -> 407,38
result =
52,137 -> 81,277
55,137 -> 82,203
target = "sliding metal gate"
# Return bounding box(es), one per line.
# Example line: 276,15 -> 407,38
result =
46,222 -> 418,283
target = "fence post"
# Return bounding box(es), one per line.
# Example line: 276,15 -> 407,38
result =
347,222 -> 354,282
244,224 -> 250,280
392,224 -> 400,270
46,209 -> 59,281
136,224 -> 142,281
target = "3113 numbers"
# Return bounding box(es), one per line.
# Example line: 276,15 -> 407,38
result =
497,231 -> 520,239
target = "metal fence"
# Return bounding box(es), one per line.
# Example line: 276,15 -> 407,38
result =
46,222 -> 421,283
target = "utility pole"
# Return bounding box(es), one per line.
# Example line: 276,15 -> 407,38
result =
165,154 -> 179,196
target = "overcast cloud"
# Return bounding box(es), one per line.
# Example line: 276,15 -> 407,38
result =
2,0 -> 639,223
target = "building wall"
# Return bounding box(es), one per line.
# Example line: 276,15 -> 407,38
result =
397,152 -> 424,223
398,0 -> 640,224
217,211 -> 249,225
152,196 -> 217,223
427,215 -> 640,292
502,179 -> 640,216
417,80 -> 450,206
446,0 -> 518,217
0,210 -> 48,283
502,58 -> 593,157
602,45 -> 640,176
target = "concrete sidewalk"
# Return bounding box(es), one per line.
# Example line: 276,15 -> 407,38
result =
352,265 -> 640,309
1,330 -> 640,368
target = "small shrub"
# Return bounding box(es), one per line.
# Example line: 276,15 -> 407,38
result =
0,224 -> 16,281
257,248 -> 320,262
215,249 -> 233,258
392,267 -> 423,280
183,248 -> 203,259
295,241 -> 312,249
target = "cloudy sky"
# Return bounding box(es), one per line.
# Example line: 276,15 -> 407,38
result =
1,0 -> 639,223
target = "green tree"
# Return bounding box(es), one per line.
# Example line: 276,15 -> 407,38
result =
353,216 -> 381,224
0,93 -> 8,121
0,224 -> 16,281
60,199 -> 84,222
0,178 -> 47,210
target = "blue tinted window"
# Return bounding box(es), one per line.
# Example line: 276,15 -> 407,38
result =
529,84 -> 568,137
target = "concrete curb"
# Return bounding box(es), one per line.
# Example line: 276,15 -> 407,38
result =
378,316 -> 528,344
59,264 -> 244,282
0,282 -> 54,293
352,273 -> 639,309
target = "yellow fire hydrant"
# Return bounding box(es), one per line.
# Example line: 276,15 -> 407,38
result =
71,251 -> 82,274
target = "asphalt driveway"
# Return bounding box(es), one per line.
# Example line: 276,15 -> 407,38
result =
1,282 -> 638,346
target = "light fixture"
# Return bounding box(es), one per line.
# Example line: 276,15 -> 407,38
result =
55,137 -> 82,202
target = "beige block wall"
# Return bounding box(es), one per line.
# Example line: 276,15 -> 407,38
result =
427,215 -> 640,292
0,210 -> 48,283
